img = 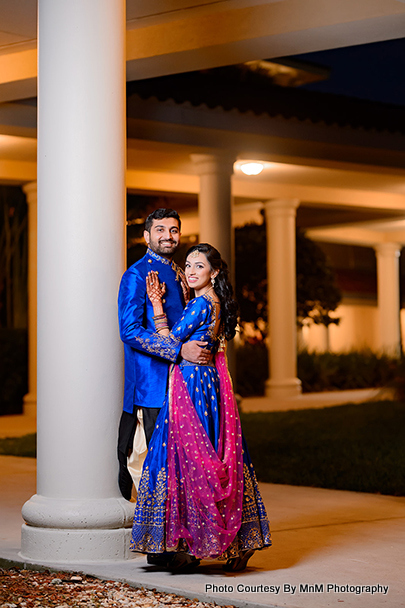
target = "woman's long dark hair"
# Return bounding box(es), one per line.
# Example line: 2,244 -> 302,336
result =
185,243 -> 238,341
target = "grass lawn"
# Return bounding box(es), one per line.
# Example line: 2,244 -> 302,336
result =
1,401 -> 404,495
241,400 -> 405,496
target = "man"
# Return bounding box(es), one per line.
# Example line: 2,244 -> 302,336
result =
117,208 -> 208,501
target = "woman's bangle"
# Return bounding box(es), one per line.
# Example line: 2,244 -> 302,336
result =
153,312 -> 168,332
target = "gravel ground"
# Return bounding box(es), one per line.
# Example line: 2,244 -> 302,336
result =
1,568 -> 236,608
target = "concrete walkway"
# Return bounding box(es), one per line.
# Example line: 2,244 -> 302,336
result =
1,454 -> 404,608
241,388 -> 394,412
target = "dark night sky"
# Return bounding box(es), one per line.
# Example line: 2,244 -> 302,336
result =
290,37 -> 405,107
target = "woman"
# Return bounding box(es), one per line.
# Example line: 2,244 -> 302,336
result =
130,244 -> 271,571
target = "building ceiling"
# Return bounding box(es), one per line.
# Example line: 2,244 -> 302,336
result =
1,0 -> 405,240
127,138 -> 405,197
0,1 -> 285,54
0,133 -> 36,161
1,130 -> 405,204
2,1 -> 405,71
0,0 -> 36,50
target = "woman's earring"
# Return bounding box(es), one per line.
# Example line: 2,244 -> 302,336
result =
211,276 -> 216,287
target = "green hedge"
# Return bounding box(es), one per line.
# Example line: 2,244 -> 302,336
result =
236,343 -> 399,396
236,341 -> 268,396
0,433 -> 36,457
297,349 -> 397,393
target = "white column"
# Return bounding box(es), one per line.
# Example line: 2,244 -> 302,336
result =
21,0 -> 133,562
319,324 -> 330,353
22,182 -> 37,418
190,153 -> 235,275
191,152 -> 236,377
374,242 -> 402,357
264,199 -> 302,398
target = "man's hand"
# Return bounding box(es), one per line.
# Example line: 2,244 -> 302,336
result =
181,341 -> 211,364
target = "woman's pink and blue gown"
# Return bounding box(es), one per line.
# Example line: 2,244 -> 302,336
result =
130,293 -> 271,560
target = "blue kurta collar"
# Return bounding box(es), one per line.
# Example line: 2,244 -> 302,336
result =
147,247 -> 172,265
147,247 -> 184,282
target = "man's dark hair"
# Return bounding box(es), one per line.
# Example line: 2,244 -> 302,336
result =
144,208 -> 181,232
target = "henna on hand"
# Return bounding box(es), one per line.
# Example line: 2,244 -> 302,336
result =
146,271 -> 166,305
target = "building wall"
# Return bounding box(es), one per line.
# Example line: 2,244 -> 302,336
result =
303,302 -> 381,353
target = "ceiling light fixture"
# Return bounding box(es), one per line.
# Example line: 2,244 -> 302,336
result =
239,162 -> 265,176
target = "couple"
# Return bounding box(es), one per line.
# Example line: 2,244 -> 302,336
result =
118,208 -> 271,571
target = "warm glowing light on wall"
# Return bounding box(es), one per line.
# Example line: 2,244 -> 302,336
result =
239,162 -> 264,176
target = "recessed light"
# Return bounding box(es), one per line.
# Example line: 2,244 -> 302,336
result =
239,162 -> 265,176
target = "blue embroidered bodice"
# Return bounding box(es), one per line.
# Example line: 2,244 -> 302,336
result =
170,292 -> 220,355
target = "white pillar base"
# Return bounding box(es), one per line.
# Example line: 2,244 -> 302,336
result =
22,393 -> 37,418
21,525 -> 133,563
21,495 -> 134,562
265,377 -> 302,399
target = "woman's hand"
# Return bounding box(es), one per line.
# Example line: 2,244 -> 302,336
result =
146,271 -> 166,309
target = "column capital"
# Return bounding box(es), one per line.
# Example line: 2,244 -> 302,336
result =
190,152 -> 235,176
374,242 -> 402,257
23,181 -> 37,203
263,198 -> 300,216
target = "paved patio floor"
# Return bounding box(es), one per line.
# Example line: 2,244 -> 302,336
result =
1,454 -> 404,608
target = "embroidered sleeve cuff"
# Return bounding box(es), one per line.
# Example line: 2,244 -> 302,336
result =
131,332 -> 182,363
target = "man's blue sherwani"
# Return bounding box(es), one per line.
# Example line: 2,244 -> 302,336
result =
118,248 -> 185,414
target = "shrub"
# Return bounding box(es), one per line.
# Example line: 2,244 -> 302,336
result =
0,433 -> 36,457
236,341 -> 268,396
236,343 -> 399,396
298,349 -> 397,392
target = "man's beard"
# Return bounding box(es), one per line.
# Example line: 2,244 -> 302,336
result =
152,239 -> 178,257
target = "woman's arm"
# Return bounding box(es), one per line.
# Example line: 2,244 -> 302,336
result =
146,271 -> 170,336
118,266 -> 181,361
146,270 -> 212,363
